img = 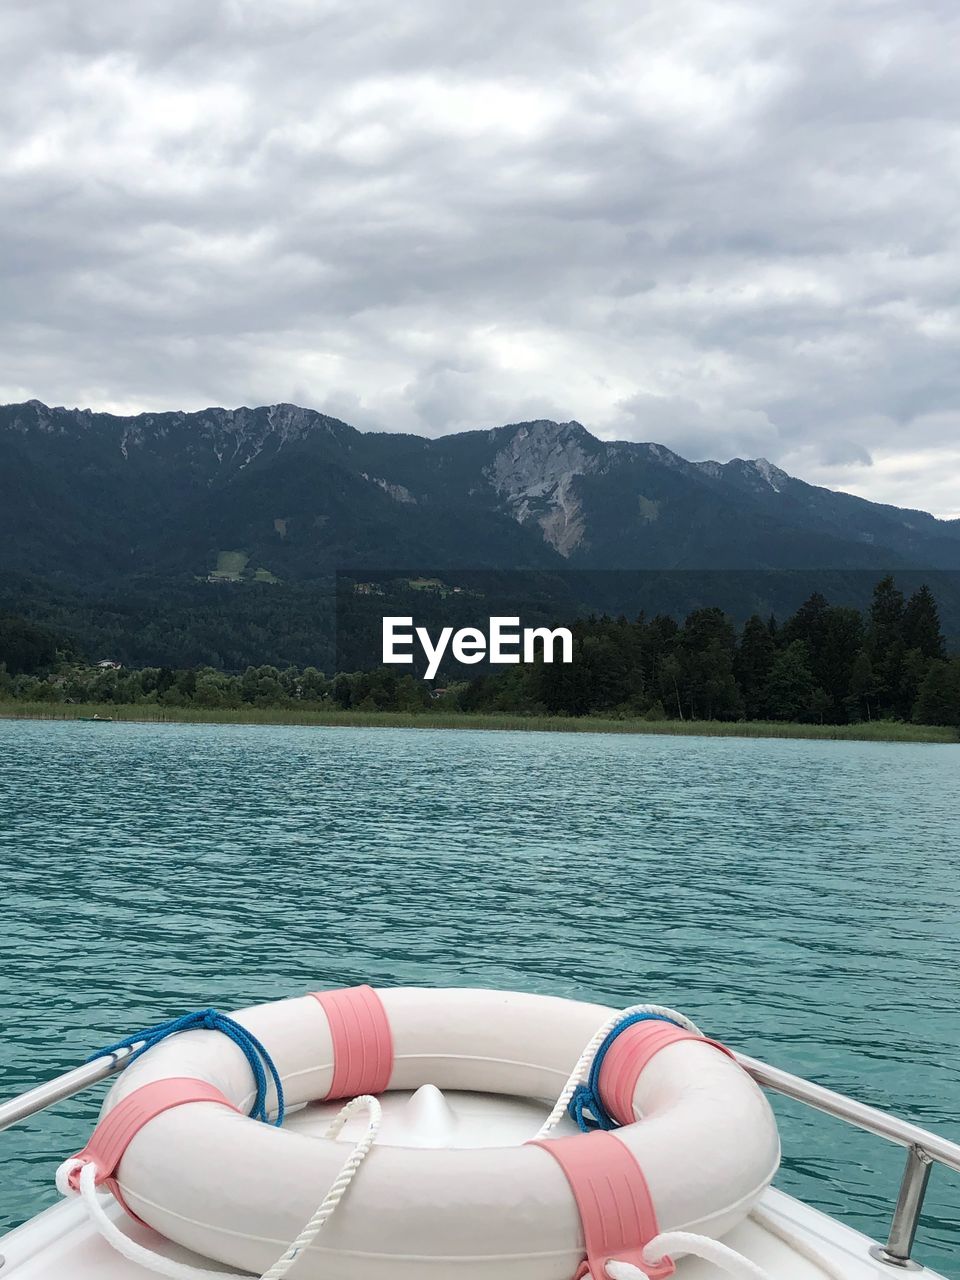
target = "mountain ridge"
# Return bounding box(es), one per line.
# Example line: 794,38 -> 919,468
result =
5,396 -> 953,520
2,400 -> 959,586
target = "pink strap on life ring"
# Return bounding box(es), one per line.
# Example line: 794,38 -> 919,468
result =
530,1130 -> 674,1280
69,1077 -> 239,1217
311,985 -> 394,1100
599,1021 -> 736,1127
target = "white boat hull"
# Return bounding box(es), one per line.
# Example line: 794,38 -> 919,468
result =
1,1186 -> 937,1279
0,1085 -> 949,1278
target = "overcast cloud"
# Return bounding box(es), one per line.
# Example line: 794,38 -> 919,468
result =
1,0 -> 959,515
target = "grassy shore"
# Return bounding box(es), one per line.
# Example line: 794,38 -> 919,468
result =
0,701 -> 955,742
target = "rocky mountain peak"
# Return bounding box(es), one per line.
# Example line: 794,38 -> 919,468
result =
487,420 -> 599,490
749,458 -> 791,491
484,420 -> 601,557
695,454 -> 792,493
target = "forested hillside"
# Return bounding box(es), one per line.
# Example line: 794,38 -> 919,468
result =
4,579 -> 958,729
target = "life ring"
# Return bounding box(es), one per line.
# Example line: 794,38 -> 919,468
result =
67,987 -> 780,1279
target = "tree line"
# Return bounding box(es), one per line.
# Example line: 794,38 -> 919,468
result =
460,577 -> 959,727
2,577 -> 959,727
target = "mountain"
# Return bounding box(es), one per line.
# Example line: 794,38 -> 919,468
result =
2,400 -> 959,669
2,399 -> 959,582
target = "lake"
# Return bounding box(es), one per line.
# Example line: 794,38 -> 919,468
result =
1,720 -> 958,1270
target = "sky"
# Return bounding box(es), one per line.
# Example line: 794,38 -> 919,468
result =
1,0 -> 959,518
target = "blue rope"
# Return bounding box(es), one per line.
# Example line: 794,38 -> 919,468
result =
88,1009 -> 285,1127
568,1011 -> 684,1132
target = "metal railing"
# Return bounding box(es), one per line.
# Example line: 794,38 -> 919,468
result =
735,1052 -> 960,1270
1,1047 -> 958,1271
0,1045 -> 137,1135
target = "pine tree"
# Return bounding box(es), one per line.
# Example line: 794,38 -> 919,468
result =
783,592 -> 830,657
657,653 -> 685,720
870,575 -> 905,651
902,585 -> 946,660
679,609 -> 741,720
913,659 -> 960,727
846,650 -> 880,721
735,615 -> 776,719
808,686 -> 834,724
869,577 -> 908,716
899,647 -> 932,720
763,641 -> 817,721
816,606 -> 864,721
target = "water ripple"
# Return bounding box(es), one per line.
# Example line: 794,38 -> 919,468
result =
1,722 -> 958,1269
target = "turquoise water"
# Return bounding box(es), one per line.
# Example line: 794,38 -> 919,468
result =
1,720 -> 958,1271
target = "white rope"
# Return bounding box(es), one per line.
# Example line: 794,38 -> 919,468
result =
607,1230 -> 773,1279
533,1003 -> 702,1140
607,1208 -> 853,1280
56,1093 -> 381,1280
56,1161 -> 249,1280
260,1094 -> 381,1280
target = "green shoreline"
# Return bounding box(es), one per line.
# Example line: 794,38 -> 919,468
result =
0,701 -> 955,743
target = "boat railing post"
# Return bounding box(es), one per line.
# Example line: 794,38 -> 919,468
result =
870,1144 -> 934,1270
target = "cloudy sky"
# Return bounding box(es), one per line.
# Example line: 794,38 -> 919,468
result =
2,0 -> 959,516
